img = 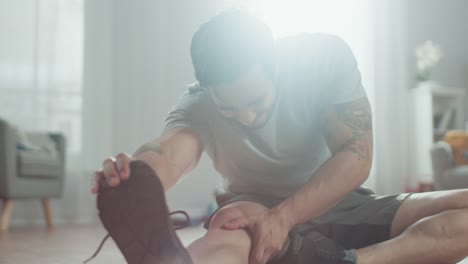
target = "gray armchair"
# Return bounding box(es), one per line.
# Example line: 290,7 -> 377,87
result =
431,141 -> 468,190
0,118 -> 66,231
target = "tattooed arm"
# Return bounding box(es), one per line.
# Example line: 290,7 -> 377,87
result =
270,97 -> 373,228
324,97 -> 373,160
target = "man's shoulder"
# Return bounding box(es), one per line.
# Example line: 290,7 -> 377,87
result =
186,82 -> 207,95
178,82 -> 210,103
170,82 -> 214,115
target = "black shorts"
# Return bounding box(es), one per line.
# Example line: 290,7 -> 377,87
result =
204,187 -> 411,249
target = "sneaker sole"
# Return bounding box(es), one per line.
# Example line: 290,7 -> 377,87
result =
97,160 -> 192,264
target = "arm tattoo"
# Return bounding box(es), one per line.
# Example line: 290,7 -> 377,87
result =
334,97 -> 372,160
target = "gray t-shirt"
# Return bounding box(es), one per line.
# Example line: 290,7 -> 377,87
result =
163,33 -> 366,198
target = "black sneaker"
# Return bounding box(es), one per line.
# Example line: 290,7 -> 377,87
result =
274,227 -> 357,264
84,160 -> 193,264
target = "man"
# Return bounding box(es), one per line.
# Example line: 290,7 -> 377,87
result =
91,10 -> 468,264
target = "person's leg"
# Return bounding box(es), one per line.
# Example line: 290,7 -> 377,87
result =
186,201 -> 269,264
357,189 -> 468,264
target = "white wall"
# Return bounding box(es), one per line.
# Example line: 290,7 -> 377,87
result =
371,0 -> 411,194
407,0 -> 468,89
405,0 -> 468,119
83,0 -> 113,175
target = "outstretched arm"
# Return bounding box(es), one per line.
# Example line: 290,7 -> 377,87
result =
92,126 -> 204,193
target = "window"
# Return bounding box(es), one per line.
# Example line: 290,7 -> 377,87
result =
0,0 -> 83,154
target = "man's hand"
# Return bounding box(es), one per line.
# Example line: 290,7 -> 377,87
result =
222,209 -> 291,264
91,153 -> 134,194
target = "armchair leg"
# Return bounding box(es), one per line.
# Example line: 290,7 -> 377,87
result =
1,198 -> 14,231
41,198 -> 53,229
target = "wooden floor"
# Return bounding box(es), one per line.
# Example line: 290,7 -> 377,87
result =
2,224 -> 468,264
0,224 -> 206,264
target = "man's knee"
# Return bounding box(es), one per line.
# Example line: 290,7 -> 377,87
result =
209,206 -> 246,229
407,209 -> 468,238
208,201 -> 268,230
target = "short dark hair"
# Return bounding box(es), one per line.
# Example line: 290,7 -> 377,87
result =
191,10 -> 275,87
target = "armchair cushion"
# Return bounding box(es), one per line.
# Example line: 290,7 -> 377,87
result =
18,149 -> 61,178
17,134 -> 61,179
12,125 -> 41,151
431,142 -> 455,174
441,166 -> 468,190
0,118 -> 66,198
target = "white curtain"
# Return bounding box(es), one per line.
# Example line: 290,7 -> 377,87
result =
0,0 -> 93,225
371,0 -> 412,194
